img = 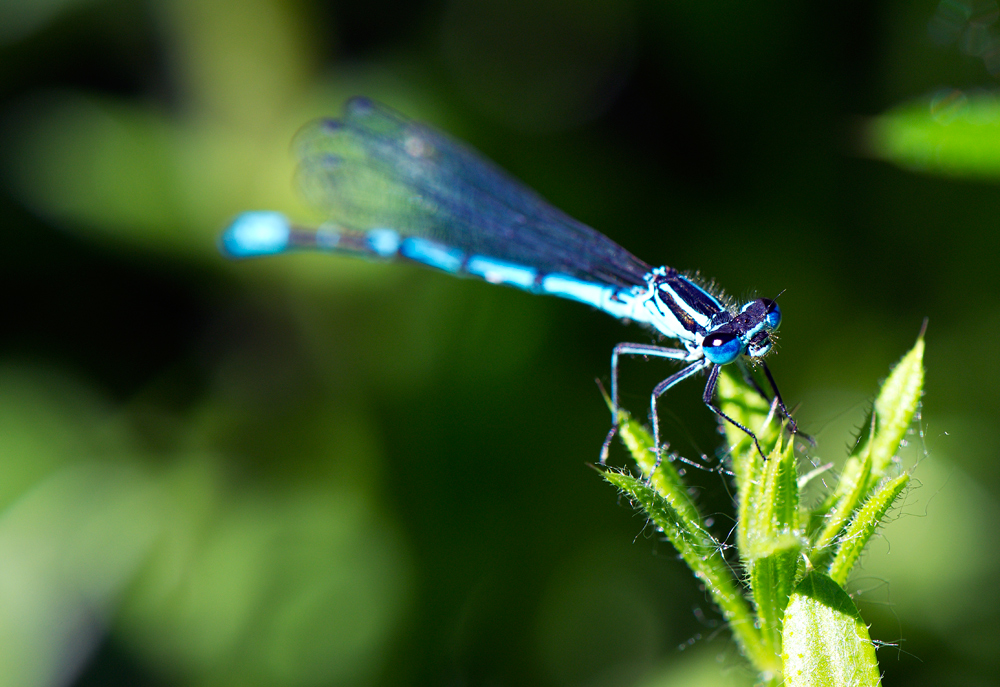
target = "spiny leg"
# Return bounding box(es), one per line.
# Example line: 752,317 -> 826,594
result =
759,361 -> 815,445
701,364 -> 768,459
600,342 -> 693,465
647,359 -> 711,479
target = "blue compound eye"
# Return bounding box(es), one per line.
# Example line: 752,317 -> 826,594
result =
703,330 -> 743,365
762,299 -> 781,330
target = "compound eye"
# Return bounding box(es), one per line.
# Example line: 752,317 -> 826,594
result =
762,299 -> 781,330
703,330 -> 743,365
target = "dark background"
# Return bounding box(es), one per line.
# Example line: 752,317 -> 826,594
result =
0,1 -> 997,686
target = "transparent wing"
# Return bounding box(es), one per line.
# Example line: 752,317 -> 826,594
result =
293,97 -> 652,288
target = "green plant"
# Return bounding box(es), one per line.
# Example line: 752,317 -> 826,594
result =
603,332 -> 924,686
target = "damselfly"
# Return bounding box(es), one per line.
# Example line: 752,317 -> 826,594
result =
221,97 -> 805,472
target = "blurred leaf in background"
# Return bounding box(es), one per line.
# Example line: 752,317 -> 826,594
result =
869,88 -> 1000,178
0,0 -> 999,686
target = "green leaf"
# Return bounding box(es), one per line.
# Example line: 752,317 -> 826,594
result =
744,438 -> 802,657
808,332 -> 924,559
781,572 -> 881,687
863,333 -> 924,492
601,472 -> 717,567
829,473 -> 910,586
715,366 -> 784,562
869,89 -> 1000,180
746,437 -> 801,556
810,420 -> 874,566
602,471 -> 775,675
613,409 -> 702,530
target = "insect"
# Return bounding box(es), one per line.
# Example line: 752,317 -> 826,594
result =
221,97 -> 805,472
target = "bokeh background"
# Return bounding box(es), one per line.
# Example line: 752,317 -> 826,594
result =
0,0 -> 998,685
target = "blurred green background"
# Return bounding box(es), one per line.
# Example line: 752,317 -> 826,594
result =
0,0 -> 998,685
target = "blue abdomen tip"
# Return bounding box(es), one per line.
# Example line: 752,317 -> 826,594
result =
221,211 -> 291,257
